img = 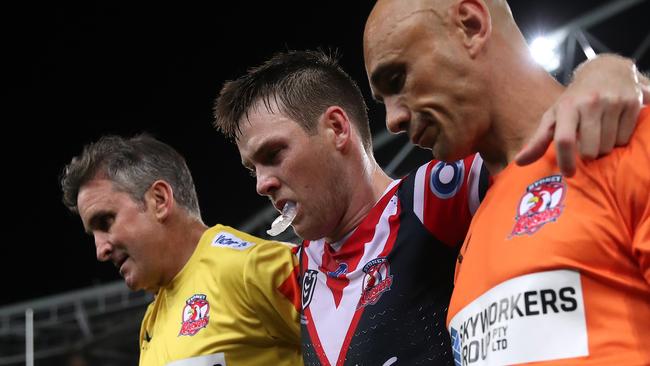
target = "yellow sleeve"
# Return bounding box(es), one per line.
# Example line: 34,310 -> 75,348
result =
243,241 -> 301,346
616,108 -> 650,284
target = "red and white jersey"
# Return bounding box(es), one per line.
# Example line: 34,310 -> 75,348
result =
299,154 -> 488,366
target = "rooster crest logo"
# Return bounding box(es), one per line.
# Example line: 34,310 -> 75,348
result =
179,294 -> 210,336
357,257 -> 393,309
510,175 -> 566,237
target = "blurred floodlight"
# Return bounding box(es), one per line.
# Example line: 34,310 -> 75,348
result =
582,43 -> 596,59
530,36 -> 561,72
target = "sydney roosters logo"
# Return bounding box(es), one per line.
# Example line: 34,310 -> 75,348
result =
179,294 -> 210,336
511,175 -> 566,237
358,257 -> 392,309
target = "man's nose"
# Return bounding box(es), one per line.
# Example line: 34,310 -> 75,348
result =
384,96 -> 411,134
256,169 -> 280,197
94,232 -> 112,262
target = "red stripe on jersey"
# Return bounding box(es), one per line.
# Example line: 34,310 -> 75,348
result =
278,264 -> 301,312
336,191 -> 402,365
336,302 -> 365,366
304,306 -> 333,366
422,155 -> 475,247
291,245 -> 300,255
301,241 -> 331,363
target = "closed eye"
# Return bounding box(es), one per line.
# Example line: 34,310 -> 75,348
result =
370,63 -> 407,102
263,147 -> 283,165
244,138 -> 287,178
87,212 -> 115,235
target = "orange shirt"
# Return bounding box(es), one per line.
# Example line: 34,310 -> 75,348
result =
447,108 -> 650,365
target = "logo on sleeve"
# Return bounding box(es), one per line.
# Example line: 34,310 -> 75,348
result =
179,294 -> 210,336
511,175 -> 566,237
430,160 -> 465,199
211,231 -> 255,250
357,257 -> 393,309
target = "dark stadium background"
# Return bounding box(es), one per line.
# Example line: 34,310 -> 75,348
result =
5,0 -> 648,307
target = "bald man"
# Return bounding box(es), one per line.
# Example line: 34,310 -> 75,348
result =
365,0 -> 650,364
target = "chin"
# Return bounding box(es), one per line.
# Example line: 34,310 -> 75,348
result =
292,224 -> 321,242
123,275 -> 141,291
433,144 -> 465,163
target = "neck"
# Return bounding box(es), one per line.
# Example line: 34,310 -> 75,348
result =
478,42 -> 565,174
153,214 -> 208,292
324,156 -> 392,243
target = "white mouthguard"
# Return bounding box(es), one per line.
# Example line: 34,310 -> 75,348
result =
266,201 -> 297,236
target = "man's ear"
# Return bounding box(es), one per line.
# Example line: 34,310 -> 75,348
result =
320,106 -> 352,151
147,180 -> 174,221
453,0 -> 491,58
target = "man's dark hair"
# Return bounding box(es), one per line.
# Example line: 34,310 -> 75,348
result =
214,49 -> 372,151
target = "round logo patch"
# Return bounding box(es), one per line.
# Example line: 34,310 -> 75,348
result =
429,160 -> 465,199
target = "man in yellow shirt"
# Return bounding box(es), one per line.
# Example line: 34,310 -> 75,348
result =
61,133 -> 302,366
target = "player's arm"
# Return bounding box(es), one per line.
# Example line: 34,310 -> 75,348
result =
516,54 -> 649,176
244,241 -> 301,345
417,153 -> 489,246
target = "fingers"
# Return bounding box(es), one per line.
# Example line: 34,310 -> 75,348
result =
554,99 -> 580,177
515,109 -> 555,166
598,97 -> 621,155
615,95 -> 642,146
642,83 -> 650,105
577,94 -> 603,161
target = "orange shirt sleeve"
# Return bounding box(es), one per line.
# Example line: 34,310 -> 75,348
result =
615,108 -> 650,285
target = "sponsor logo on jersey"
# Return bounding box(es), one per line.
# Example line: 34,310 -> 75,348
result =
179,294 -> 210,336
510,175 -> 566,237
358,257 -> 393,309
211,231 -> 254,250
430,160 -> 465,199
326,262 -> 348,278
165,352 -> 227,366
302,269 -> 319,310
448,270 -> 587,365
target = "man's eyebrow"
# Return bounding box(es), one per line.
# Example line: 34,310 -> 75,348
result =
252,138 -> 284,161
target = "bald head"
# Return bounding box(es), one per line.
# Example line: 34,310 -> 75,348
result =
365,0 -> 521,72
364,0 -> 446,75
363,0 -> 557,167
